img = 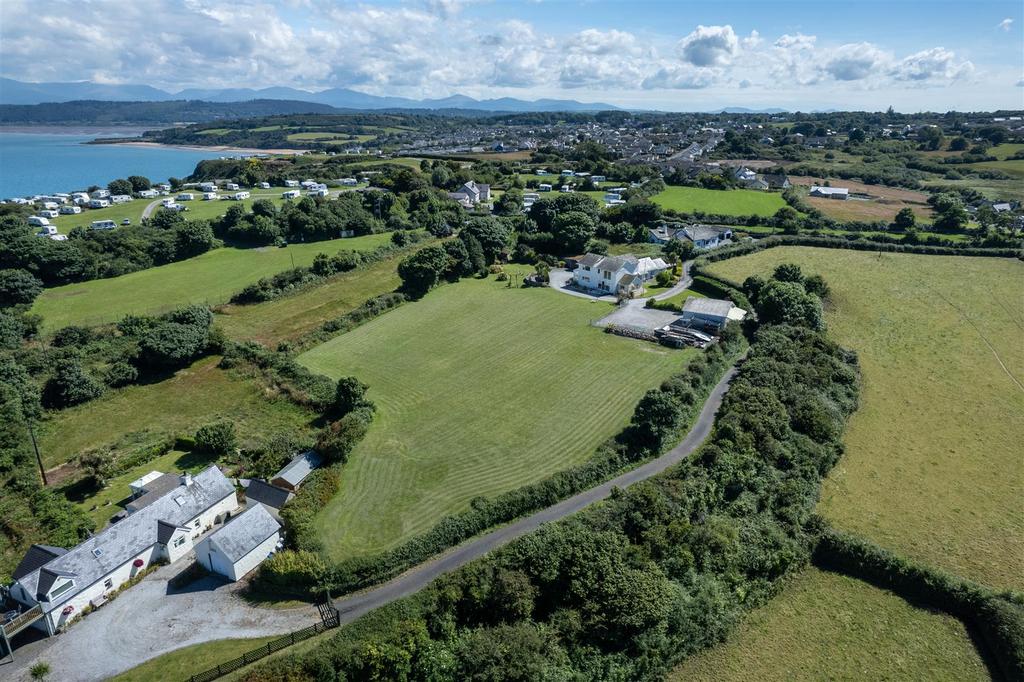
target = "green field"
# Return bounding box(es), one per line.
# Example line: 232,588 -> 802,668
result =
109,636 -> 278,682
988,142 -> 1024,160
298,270 -> 693,558
964,158 -> 1024,179
652,186 -> 788,217
51,198 -> 153,233
32,232 -> 394,331
37,355 -> 315,470
670,568 -> 987,681
707,247 -> 1024,589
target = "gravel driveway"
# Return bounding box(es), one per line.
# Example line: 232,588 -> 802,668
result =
4,558 -> 317,681
595,300 -> 680,330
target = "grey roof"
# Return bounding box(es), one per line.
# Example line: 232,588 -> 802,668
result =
577,253 -> 604,267
126,473 -> 181,512
764,173 -> 789,185
682,297 -> 733,318
17,466 -> 235,610
245,479 -> 293,510
595,254 -> 637,272
205,504 -> 280,564
272,451 -> 322,488
684,225 -> 730,242
12,545 -> 67,581
156,519 -> 187,545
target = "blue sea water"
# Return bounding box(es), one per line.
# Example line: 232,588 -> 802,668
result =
0,130 -> 231,199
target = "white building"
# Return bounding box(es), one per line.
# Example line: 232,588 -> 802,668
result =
8,467 -> 237,635
678,297 -> 747,332
177,193 -> 195,201
225,183 -> 240,191
448,180 -> 490,208
90,189 -> 110,199
572,253 -> 670,296
195,504 -> 281,582
282,190 -> 302,199
198,182 -> 217,193
284,180 -> 300,187
28,216 -> 51,227
39,210 -> 59,219
203,192 -> 219,201
91,220 -> 117,230
809,185 -> 849,200
258,182 -> 271,189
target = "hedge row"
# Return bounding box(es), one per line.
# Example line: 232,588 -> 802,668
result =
297,292 -> 408,351
315,325 -> 747,596
220,341 -> 335,412
280,467 -> 342,554
813,525 -> 1024,681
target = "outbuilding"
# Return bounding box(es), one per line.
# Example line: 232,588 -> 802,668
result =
270,451 -> 322,492
678,297 -> 747,333
195,504 -> 281,582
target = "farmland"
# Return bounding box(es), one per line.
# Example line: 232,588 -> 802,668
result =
707,247 -> 1024,589
36,356 -> 315,470
31,232 -> 395,331
297,269 -> 693,558
652,185 -> 788,217
788,175 -> 935,223
670,568 -> 987,681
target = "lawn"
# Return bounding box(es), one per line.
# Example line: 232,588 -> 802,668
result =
987,142 -> 1024,160
707,247 -> 1024,589
51,197 -> 152,233
652,185 -> 788,217
108,635 -> 278,682
652,287 -> 707,311
669,568 -> 988,681
32,232 -> 395,331
298,270 -> 694,558
36,356 -> 315,469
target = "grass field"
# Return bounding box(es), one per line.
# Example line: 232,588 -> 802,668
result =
298,270 -> 693,558
964,158 -> 1024,179
214,247 -> 411,346
108,636 -> 278,682
788,175 -> 934,223
32,232 -> 395,331
51,197 -> 152,233
921,176 -> 1024,202
988,142 -> 1024,160
37,356 -> 315,469
652,186 -> 788,217
707,247 -> 1024,589
670,568 -> 988,681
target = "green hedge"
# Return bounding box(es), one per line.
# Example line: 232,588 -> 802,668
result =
280,467 -> 341,554
813,524 -> 1024,680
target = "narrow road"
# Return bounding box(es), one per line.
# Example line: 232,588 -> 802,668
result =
332,362 -> 738,625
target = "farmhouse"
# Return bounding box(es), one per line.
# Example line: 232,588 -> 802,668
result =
648,223 -> 733,250
764,173 -> 791,189
677,297 -> 747,333
7,466 -> 237,635
195,504 -> 281,582
271,451 -> 323,492
809,185 -> 849,200
571,253 -> 670,295
448,180 -> 491,208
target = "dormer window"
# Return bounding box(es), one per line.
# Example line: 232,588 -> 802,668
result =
49,579 -> 74,600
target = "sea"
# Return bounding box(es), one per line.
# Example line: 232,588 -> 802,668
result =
0,128 -> 234,199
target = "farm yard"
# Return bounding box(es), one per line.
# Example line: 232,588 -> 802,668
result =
670,568 -> 988,681
707,247 -> 1024,590
787,175 -> 935,223
651,185 -> 788,217
31,232 -> 395,331
298,269 -> 694,558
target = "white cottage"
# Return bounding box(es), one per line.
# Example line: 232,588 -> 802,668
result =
196,504 -> 281,582
571,253 -> 670,295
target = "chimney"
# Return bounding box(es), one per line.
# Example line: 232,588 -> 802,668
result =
181,472 -> 193,487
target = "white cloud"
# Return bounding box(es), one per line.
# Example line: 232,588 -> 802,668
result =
641,63 -> 716,90
774,33 -> 817,50
677,25 -> 738,67
824,43 -> 889,81
892,47 -> 973,82
998,18 -> 1013,31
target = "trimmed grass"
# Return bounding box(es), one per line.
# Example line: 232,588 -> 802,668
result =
298,270 -> 693,558
51,198 -> 152,233
707,247 -> 1024,589
988,142 -> 1024,160
965,158 -> 1024,179
108,635 -> 278,682
922,177 -> 1024,203
37,356 -> 314,469
652,185 -> 788,217
32,232 -> 395,331
669,567 -> 988,681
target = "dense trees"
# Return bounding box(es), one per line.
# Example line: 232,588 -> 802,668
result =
0,268 -> 43,307
194,421 -> 238,456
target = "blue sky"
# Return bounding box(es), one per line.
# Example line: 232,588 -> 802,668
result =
1,0 -> 1022,111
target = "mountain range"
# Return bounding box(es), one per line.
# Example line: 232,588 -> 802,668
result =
0,78 -> 620,113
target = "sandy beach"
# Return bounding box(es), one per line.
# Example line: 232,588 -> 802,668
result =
93,139 -> 309,155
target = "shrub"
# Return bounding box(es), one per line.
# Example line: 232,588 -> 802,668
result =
0,268 -> 44,307
333,376 -> 370,416
194,420 -> 238,456
254,550 -> 328,598
316,411 -> 371,464
42,357 -> 104,408
103,361 -> 138,388
281,467 -> 341,553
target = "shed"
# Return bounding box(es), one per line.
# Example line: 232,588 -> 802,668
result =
677,297 -> 745,333
271,451 -> 322,492
195,504 -> 281,582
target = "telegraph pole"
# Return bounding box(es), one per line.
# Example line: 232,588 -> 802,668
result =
28,423 -> 47,486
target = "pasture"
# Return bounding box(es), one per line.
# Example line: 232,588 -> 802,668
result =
37,356 -> 314,470
298,270 -> 693,558
788,175 -> 934,223
651,186 -> 788,217
670,568 -> 987,681
31,232 -> 394,331
707,247 -> 1024,589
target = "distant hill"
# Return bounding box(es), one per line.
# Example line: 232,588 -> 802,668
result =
0,99 -> 341,125
0,78 -> 619,112
714,106 -> 789,114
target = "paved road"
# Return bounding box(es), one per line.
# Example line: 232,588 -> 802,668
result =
332,362 -> 738,626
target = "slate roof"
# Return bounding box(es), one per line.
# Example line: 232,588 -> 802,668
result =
126,473 -> 182,512
577,253 -> 604,267
682,297 -> 733,318
205,504 -> 280,564
156,520 -> 187,545
272,451 -> 322,489
684,225 -> 730,242
16,466 -> 235,611
12,545 -> 66,581
245,479 -> 293,510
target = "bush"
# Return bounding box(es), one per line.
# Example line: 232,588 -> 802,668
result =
254,550 -> 328,599
316,409 -> 372,464
103,361 -> 139,388
281,467 -> 341,553
334,376 -> 370,416
0,268 -> 44,307
194,420 -> 238,456
42,357 -> 104,408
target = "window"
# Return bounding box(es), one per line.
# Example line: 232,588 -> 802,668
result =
103,578 -> 113,590
49,580 -> 74,600
603,271 -> 610,280
194,519 -> 201,529
583,266 -> 590,271
173,536 -> 186,548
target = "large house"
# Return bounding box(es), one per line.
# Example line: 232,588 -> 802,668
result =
572,253 -> 670,295
648,224 -> 733,250
8,466 -> 238,636
448,180 -> 491,208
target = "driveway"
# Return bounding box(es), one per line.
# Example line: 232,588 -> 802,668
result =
3,558 -> 317,681
594,299 -> 680,331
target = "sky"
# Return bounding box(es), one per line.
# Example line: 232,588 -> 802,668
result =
1,0 -> 1023,111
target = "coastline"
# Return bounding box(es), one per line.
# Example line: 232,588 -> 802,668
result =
93,139 -> 308,155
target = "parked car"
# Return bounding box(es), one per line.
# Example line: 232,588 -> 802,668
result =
121,218 -> 131,225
